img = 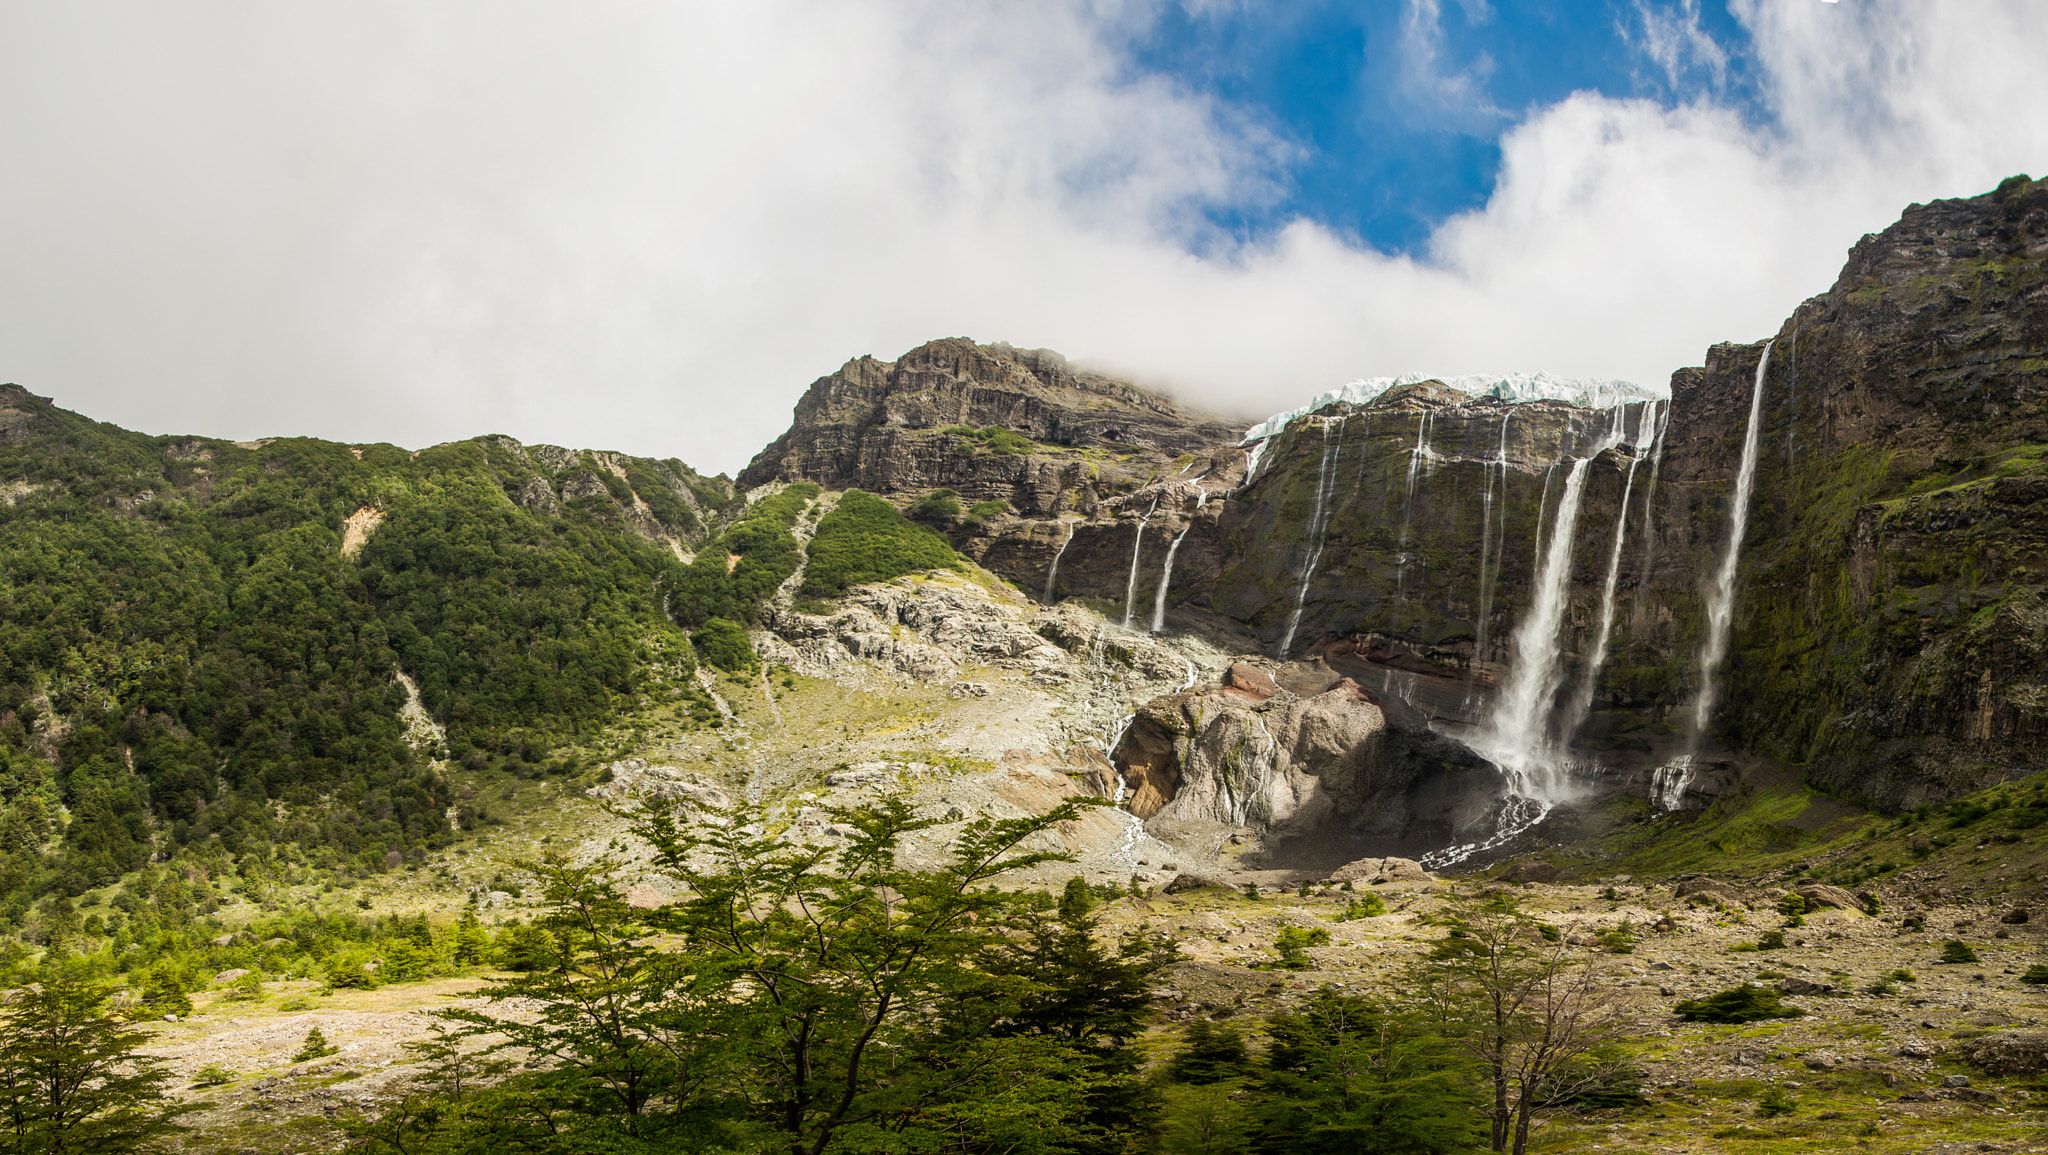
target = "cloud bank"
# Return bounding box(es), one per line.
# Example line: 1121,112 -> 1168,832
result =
0,0 -> 2044,474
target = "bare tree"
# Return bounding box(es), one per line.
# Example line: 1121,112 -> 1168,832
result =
1406,892 -> 1638,1155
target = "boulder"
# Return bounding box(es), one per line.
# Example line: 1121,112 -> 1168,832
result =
1333,856 -> 1432,885
213,969 -> 252,985
1673,878 -> 1744,903
1496,861 -> 1565,885
2000,907 -> 2030,925
1163,873 -> 1236,895
1959,1032 -> 2048,1076
1224,662 -> 1279,700
1793,884 -> 1863,912
1778,978 -> 1838,997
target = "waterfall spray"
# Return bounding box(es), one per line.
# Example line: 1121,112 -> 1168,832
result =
1277,419 -> 1343,656
1690,342 -> 1773,747
1041,520 -> 1074,604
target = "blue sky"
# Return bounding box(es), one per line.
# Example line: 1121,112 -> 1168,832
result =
1130,0 -> 1765,254
1,1 -> 2044,473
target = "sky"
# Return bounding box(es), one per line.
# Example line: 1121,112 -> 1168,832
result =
2,1 -> 2045,477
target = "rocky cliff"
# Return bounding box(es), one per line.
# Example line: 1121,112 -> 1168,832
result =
739,175 -> 2048,830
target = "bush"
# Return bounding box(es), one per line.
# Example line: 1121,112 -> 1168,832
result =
1269,926 -> 1331,970
1164,1019 -> 1249,1084
1755,930 -> 1787,950
800,491 -> 961,598
192,1063 -> 235,1086
1755,1087 -> 1797,1118
2022,965 -> 2048,985
964,499 -> 1010,524
906,488 -> 963,524
1941,940 -> 1981,964
294,1027 -> 340,1062
692,617 -> 757,674
1672,984 -> 1806,1024
1336,893 -> 1387,921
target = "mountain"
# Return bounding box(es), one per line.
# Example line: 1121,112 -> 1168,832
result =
0,390 -> 731,916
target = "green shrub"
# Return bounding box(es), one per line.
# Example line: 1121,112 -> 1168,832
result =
2022,965 -> 2048,985
1756,930 -> 1787,950
294,1027 -> 340,1062
1941,940 -> 1980,964
1672,984 -> 1806,1023
1335,893 -> 1386,921
1598,920 -> 1638,954
1755,1087 -> 1797,1118
192,1063 -> 235,1086
1269,925 -> 1331,969
692,617 -> 757,673
906,488 -> 963,523
800,491 -> 961,598
965,499 -> 1011,524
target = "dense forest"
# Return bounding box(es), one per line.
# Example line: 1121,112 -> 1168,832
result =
0,383 -> 734,926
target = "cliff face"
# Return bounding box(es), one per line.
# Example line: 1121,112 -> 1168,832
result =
738,175 -> 2048,822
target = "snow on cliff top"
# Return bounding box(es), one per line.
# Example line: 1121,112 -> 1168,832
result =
1241,372 -> 1666,444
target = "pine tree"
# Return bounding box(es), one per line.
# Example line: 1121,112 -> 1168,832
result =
294,1027 -> 340,1062
451,908 -> 491,967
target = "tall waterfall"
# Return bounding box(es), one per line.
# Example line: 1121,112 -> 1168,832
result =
1690,342 -> 1773,747
1397,412 -> 1434,596
1474,411 -> 1512,661
1151,490 -> 1206,633
1041,520 -> 1074,604
1630,400 -> 1672,630
1277,419 -> 1342,656
1565,406 -> 1648,743
1120,499 -> 1159,630
1425,419 -> 1625,868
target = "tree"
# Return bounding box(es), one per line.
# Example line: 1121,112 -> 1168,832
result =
1250,991 -> 1484,1155
1164,1020 -> 1249,1085
401,795 -> 1119,1155
0,966 -> 191,1153
295,1027 -> 340,1062
449,909 -> 491,968
1407,894 -> 1634,1155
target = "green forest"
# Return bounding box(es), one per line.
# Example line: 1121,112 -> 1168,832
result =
0,384 -> 734,929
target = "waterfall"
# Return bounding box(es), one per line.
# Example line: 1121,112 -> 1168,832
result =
1474,411 -> 1512,661
1650,754 -> 1695,811
1690,342 -> 1773,747
1120,499 -> 1159,630
1396,411 -> 1434,596
1240,439 -> 1271,489
1630,400 -> 1672,630
1424,418 -> 1625,870
1564,410 -> 1646,744
1041,520 -> 1074,604
1151,489 -> 1205,634
1277,418 -> 1342,656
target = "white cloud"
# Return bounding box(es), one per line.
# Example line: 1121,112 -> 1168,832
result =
0,1 -> 2044,475
1625,0 -> 1731,91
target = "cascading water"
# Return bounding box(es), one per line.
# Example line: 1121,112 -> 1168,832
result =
1564,407 -> 1647,745
1120,499 -> 1159,630
1424,418 -> 1625,869
1631,400 -> 1672,630
1396,412 -> 1434,596
1474,411 -> 1512,661
1151,489 -> 1206,634
1276,418 -> 1343,656
1041,520 -> 1074,604
1649,755 -> 1696,810
1689,342 -> 1773,747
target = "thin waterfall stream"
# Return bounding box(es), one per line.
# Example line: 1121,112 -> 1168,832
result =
1690,342 -> 1774,748
1474,410 -> 1512,662
1120,499 -> 1160,630
1041,520 -> 1074,604
1277,418 -> 1343,655
1151,488 -> 1206,634
1565,405 -> 1648,745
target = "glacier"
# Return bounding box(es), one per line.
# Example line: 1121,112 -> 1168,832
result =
1240,371 -> 1666,446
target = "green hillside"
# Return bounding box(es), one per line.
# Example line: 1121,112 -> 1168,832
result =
0,384 -> 732,924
